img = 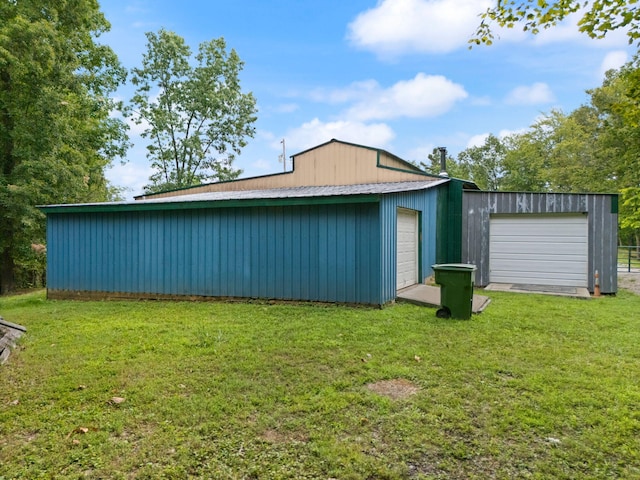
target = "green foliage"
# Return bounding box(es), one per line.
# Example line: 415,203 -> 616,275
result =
588,62 -> 640,191
501,127 -> 551,191
0,0 -> 129,292
473,0 -> 640,46
456,134 -> 506,190
129,29 -> 258,194
620,187 -> 640,245
499,109 -> 614,193
1,291 -> 640,477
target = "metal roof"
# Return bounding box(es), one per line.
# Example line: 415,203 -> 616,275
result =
141,179 -> 446,203
40,180 -> 449,212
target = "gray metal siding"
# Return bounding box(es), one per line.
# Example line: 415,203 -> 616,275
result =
47,203 -> 383,304
380,189 -> 440,303
462,191 -> 618,293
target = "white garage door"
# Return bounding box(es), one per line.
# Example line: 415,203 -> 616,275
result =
397,208 -> 418,290
489,214 -> 588,287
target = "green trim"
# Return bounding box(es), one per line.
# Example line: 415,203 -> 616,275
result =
294,138 -> 381,157
39,194 -> 381,214
374,147 -> 443,178
611,194 -> 619,214
377,162 -> 445,179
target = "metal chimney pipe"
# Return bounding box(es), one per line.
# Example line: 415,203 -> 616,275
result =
438,147 -> 448,177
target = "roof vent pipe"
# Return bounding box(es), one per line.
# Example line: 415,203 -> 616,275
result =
438,147 -> 448,177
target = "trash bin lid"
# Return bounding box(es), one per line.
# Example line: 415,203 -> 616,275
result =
432,263 -> 476,271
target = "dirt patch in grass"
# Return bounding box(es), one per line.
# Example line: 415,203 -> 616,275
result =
366,378 -> 419,400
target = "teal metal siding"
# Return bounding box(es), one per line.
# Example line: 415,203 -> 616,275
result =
379,189 -> 440,304
47,203 -> 383,304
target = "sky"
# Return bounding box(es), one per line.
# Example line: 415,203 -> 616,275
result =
98,0 -> 637,199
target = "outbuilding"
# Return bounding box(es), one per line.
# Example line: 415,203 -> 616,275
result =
41,140 -> 475,306
41,139 -> 619,304
462,191 -> 618,294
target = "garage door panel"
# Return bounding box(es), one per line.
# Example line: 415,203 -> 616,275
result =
492,253 -> 588,264
490,214 -> 588,287
491,243 -> 586,255
492,225 -> 587,236
492,235 -> 588,244
492,259 -> 587,274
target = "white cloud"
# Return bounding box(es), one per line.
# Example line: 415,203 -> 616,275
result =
465,128 -> 527,148
505,82 -> 555,106
347,0 -> 491,56
347,0 -> 631,57
345,73 -> 467,121
466,133 -> 489,148
105,160 -> 154,199
310,80 -> 380,104
599,50 -> 628,77
498,127 -> 528,138
284,118 -> 396,152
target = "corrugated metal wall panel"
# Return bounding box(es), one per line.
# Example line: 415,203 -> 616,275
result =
47,203 -> 383,305
436,180 -> 464,264
462,191 -> 618,293
379,188 -> 440,304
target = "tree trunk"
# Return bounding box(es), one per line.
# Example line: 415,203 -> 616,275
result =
0,249 -> 16,295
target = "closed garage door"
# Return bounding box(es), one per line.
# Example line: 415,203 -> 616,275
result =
397,208 -> 418,290
490,214 -> 588,287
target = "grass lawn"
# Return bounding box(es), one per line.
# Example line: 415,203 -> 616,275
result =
1,289 -> 639,479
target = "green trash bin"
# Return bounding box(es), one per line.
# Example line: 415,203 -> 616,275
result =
432,263 -> 477,319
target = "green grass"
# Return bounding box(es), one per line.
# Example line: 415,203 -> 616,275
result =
1,290 -> 640,479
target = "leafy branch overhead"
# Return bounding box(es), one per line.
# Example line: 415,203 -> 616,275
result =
129,30 -> 258,194
472,0 -> 640,46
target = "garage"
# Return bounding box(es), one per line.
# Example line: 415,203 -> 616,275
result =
489,214 -> 588,287
397,208 -> 419,290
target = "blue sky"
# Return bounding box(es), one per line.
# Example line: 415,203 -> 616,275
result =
99,0 -> 636,198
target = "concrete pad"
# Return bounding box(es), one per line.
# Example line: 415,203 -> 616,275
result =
396,284 -> 491,313
484,283 -> 591,299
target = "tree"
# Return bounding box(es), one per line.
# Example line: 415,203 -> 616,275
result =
620,187 -> 640,249
588,60 -> 640,190
473,0 -> 640,46
129,30 -> 258,194
457,134 -> 506,190
501,123 -> 553,192
0,0 -> 128,293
